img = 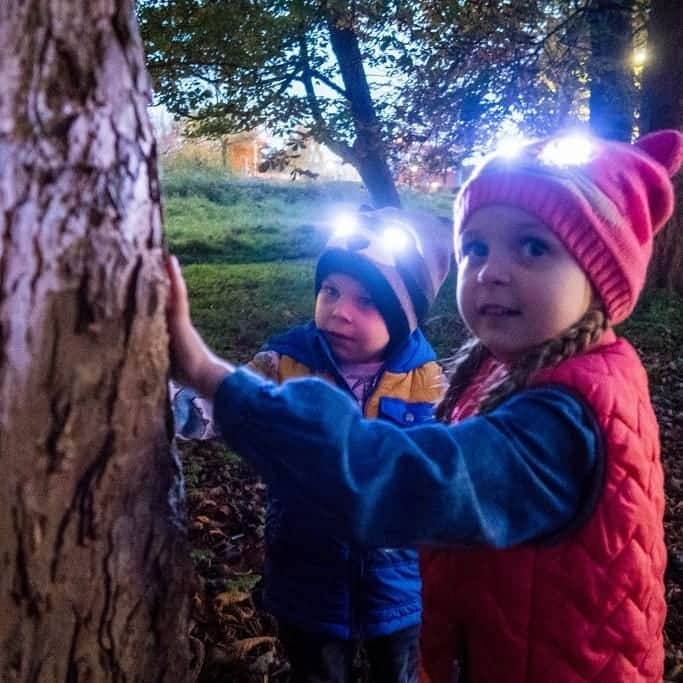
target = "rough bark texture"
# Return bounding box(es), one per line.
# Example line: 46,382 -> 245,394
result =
641,0 -> 683,293
0,1 -> 193,681
587,0 -> 635,141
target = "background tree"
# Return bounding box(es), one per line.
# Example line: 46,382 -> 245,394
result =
0,1 -> 195,679
140,0 -> 401,206
641,0 -> 683,292
388,1 -> 586,172
142,0 -> 681,287
586,0 -> 636,141
139,0 -> 591,205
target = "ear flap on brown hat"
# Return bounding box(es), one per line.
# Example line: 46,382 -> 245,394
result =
635,129 -> 683,177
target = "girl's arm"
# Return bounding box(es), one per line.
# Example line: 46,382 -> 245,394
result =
166,256 -> 234,398
165,255 -> 600,550
213,367 -> 601,550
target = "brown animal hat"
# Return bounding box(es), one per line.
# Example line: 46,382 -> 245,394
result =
316,207 -> 453,348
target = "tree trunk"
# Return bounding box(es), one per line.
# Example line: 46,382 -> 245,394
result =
641,0 -> 683,292
587,0 -> 635,141
0,2 -> 194,680
326,13 -> 401,208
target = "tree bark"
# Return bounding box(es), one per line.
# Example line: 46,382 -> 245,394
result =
326,13 -> 401,208
641,0 -> 683,292
0,1 -> 194,680
587,0 -> 635,141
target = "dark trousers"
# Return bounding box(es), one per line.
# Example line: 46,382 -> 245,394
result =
278,622 -> 420,683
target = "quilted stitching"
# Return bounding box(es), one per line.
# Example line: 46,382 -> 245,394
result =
420,337 -> 666,682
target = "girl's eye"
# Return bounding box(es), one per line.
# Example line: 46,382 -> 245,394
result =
321,285 -> 339,299
461,240 -> 488,259
520,237 -> 550,258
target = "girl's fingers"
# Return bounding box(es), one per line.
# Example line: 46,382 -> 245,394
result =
166,255 -> 189,316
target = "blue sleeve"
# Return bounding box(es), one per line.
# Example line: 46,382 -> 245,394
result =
214,367 -> 602,549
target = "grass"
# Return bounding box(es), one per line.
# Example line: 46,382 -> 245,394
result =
164,193 -> 324,264
619,289 -> 683,353
182,260 -> 315,361
162,160 -> 456,265
163,161 -> 367,264
164,161 -> 683,682
163,160 -> 683,365
166,161 -> 683,675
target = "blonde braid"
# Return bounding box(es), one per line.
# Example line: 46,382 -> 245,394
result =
435,338 -> 490,422
478,305 -> 608,414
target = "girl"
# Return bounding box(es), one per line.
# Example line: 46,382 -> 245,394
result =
168,129 -> 683,682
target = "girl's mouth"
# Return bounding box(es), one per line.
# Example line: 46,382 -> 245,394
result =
478,304 -> 521,317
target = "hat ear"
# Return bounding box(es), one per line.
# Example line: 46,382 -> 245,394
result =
634,129 -> 683,177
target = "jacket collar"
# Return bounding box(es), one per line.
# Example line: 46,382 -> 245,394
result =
265,321 -> 436,374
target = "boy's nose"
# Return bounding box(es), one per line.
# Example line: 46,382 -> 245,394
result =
331,297 -> 354,320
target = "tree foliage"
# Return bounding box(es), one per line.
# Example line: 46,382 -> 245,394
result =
385,1 -> 588,171
139,1 -> 600,198
141,1 -> 677,207
140,0 -> 402,204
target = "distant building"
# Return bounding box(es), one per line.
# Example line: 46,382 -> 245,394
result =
149,108 -> 361,182
224,130 -> 268,175
396,165 -> 466,193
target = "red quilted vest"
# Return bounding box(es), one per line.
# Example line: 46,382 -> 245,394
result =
420,331 -> 666,682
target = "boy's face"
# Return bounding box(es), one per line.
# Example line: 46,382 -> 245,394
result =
315,272 -> 390,364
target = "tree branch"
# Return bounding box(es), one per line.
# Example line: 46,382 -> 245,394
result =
297,35 -> 355,164
310,69 -> 349,99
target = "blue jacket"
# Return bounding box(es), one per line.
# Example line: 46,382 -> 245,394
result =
259,322 -> 443,639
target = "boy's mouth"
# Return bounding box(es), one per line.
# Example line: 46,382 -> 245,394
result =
325,330 -> 354,342
478,304 -> 522,317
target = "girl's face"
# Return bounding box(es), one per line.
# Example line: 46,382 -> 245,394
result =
456,205 -> 593,362
315,272 -> 390,364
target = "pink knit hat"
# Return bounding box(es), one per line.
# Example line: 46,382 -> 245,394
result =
454,129 -> 683,324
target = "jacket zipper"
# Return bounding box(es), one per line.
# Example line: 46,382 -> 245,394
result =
317,331 -> 381,638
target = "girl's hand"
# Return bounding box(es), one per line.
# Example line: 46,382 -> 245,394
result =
166,255 -> 234,397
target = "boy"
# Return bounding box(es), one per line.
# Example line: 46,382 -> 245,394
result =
175,207 -> 452,682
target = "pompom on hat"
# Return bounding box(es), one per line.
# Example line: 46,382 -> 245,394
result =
316,207 -> 453,350
453,129 -> 683,324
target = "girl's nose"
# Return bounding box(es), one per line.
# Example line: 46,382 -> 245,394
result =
476,255 -> 511,286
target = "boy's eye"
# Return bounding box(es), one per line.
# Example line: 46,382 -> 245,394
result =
461,240 -> 487,258
321,285 -> 339,299
520,237 -> 550,258
356,296 -> 375,309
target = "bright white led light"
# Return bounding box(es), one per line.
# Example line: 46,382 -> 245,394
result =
539,134 -> 594,167
381,226 -> 411,253
496,136 -> 527,159
633,48 -> 647,67
332,213 -> 358,236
